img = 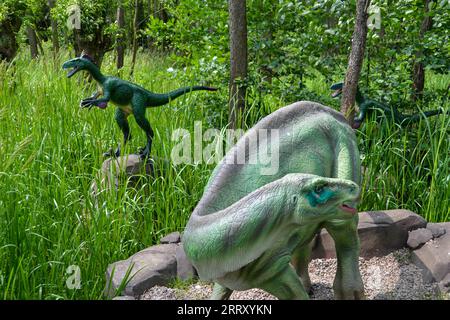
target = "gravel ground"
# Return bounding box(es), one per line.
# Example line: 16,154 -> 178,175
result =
140,249 -> 444,300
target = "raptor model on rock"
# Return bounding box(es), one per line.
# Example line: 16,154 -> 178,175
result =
183,101 -> 365,300
62,53 -> 217,159
331,82 -> 447,129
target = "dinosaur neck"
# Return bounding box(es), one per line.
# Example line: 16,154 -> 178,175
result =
86,63 -> 106,84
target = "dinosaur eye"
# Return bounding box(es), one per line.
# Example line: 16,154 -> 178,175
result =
314,185 -> 325,194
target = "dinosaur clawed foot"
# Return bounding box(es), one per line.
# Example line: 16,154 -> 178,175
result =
80,98 -> 95,109
138,147 -> 150,160
103,147 -> 121,158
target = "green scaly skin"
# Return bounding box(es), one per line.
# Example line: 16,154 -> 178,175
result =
330,82 -> 447,129
182,102 -> 365,300
62,53 -> 217,159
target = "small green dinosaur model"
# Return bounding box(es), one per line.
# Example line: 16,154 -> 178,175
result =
62,53 -> 217,158
330,82 -> 446,129
183,101 -> 364,300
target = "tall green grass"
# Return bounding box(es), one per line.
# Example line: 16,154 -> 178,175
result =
0,48 -> 448,299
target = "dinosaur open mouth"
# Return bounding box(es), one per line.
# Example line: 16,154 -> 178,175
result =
65,66 -> 80,78
331,88 -> 342,98
339,203 -> 357,214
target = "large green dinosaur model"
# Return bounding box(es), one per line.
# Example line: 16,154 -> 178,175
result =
182,101 -> 364,300
62,53 -> 217,158
330,82 -> 446,129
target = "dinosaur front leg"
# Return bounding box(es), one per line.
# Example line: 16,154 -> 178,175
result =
134,109 -> 154,160
291,240 -> 314,294
81,91 -> 100,103
260,264 -> 310,300
80,90 -> 110,110
104,108 -> 131,158
210,283 -> 233,300
325,218 -> 365,300
80,98 -> 109,110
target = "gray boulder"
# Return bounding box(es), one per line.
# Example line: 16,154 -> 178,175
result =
411,222 -> 450,284
91,155 -> 169,196
426,223 -> 446,239
105,243 -> 178,298
160,232 -> 181,244
407,228 -> 433,249
176,244 -> 197,280
312,209 -> 427,259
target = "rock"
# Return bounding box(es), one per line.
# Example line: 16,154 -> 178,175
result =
407,228 -> 433,249
105,243 -> 178,298
176,244 -> 197,280
411,222 -> 450,284
160,232 -> 181,244
112,296 -> 135,300
91,155 -> 169,196
312,209 -> 427,259
426,223 -> 446,239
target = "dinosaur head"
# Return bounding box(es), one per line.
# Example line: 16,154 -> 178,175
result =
288,174 -> 360,223
62,52 -> 97,78
330,82 -> 344,98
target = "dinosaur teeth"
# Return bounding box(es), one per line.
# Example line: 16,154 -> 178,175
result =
331,89 -> 342,98
67,67 -> 79,78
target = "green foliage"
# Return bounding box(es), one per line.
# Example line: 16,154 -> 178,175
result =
0,1 -> 27,24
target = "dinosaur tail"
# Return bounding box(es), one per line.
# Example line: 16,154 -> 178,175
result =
146,86 -> 218,107
402,109 -> 446,125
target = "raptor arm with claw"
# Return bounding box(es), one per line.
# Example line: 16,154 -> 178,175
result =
80,91 -> 110,110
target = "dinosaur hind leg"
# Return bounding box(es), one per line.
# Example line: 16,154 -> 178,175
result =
133,108 -> 154,159
104,108 -> 131,158
259,264 -> 309,300
210,283 -> 233,300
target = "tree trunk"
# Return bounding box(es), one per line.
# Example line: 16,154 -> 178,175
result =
130,0 -> 140,76
341,0 -> 371,126
152,0 -> 159,18
228,0 -> 248,129
116,5 -> 125,70
412,0 -> 433,101
27,26 -> 39,59
48,0 -> 59,55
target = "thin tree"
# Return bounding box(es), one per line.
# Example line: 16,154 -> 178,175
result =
152,0 -> 159,18
48,0 -> 59,56
341,0 -> 371,127
116,3 -> 125,70
228,0 -> 248,129
130,0 -> 141,76
26,25 -> 39,59
412,0 -> 433,101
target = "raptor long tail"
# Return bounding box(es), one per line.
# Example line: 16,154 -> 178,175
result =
401,109 -> 447,125
146,86 -> 217,107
